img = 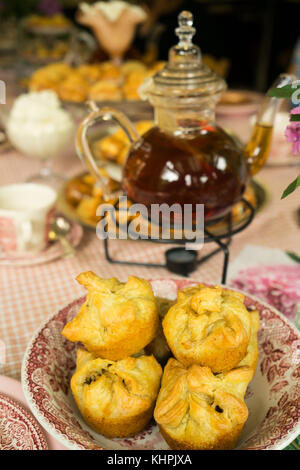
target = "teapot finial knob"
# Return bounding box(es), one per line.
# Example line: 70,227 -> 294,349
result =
176,11 -> 196,44
178,11 -> 194,27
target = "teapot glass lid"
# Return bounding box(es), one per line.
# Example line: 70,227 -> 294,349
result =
148,11 -> 226,98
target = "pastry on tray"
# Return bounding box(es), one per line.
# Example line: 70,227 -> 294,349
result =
25,13 -> 72,29
28,60 -> 165,102
92,120 -> 153,165
120,60 -> 147,76
98,61 -> 122,81
162,284 -> 251,372
75,195 -> 103,221
88,80 -> 123,101
154,358 -> 252,450
65,171 -> 121,223
77,64 -> 103,84
122,69 -> 151,100
71,348 -> 162,438
58,74 -> 89,102
94,131 -> 126,162
62,272 -> 159,359
29,63 -> 72,92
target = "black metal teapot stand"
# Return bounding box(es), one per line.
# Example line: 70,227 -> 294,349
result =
102,198 -> 255,284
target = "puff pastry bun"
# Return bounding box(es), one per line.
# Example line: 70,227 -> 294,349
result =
238,308 -> 260,377
145,297 -> 175,366
163,284 -> 251,372
154,358 -> 252,450
62,272 -> 159,360
71,348 -> 162,438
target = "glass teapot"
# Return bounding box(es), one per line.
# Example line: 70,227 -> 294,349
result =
76,10 -> 293,222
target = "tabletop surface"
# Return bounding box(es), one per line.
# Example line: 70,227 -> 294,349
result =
1,139 -> 300,381
0,70 -> 300,383
1,82 -> 300,451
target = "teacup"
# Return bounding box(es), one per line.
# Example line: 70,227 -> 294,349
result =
0,183 -> 56,254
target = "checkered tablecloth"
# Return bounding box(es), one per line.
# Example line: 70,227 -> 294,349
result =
1,143 -> 300,380
0,70 -> 299,380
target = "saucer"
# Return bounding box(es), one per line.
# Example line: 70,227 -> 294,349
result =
0,393 -> 48,450
0,374 -> 66,450
0,216 -> 83,266
216,90 -> 263,116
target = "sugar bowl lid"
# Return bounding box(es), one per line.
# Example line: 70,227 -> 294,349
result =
142,11 -> 226,99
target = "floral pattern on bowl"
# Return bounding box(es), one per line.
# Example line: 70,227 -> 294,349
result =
21,279 -> 300,450
0,393 -> 48,450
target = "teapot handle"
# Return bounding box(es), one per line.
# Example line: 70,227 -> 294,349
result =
76,101 -> 140,199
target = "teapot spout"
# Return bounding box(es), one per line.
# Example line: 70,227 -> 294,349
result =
244,74 -> 295,175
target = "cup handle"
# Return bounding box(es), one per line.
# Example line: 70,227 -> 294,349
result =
76,101 -> 140,200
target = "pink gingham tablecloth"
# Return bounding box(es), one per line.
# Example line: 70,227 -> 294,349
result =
0,134 -> 300,379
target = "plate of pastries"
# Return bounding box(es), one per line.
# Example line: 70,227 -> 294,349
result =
22,275 -> 300,450
59,169 -> 266,238
27,61 -> 165,103
22,14 -> 73,35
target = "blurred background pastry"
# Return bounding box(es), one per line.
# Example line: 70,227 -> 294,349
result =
28,61 -> 164,103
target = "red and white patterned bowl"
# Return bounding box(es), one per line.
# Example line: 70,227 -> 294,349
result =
21,279 -> 300,450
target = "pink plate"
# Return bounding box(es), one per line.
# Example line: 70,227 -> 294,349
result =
216,90 -> 263,116
21,279 -> 300,450
0,393 -> 48,450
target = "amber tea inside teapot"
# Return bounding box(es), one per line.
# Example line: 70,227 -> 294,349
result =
77,10 -> 293,222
